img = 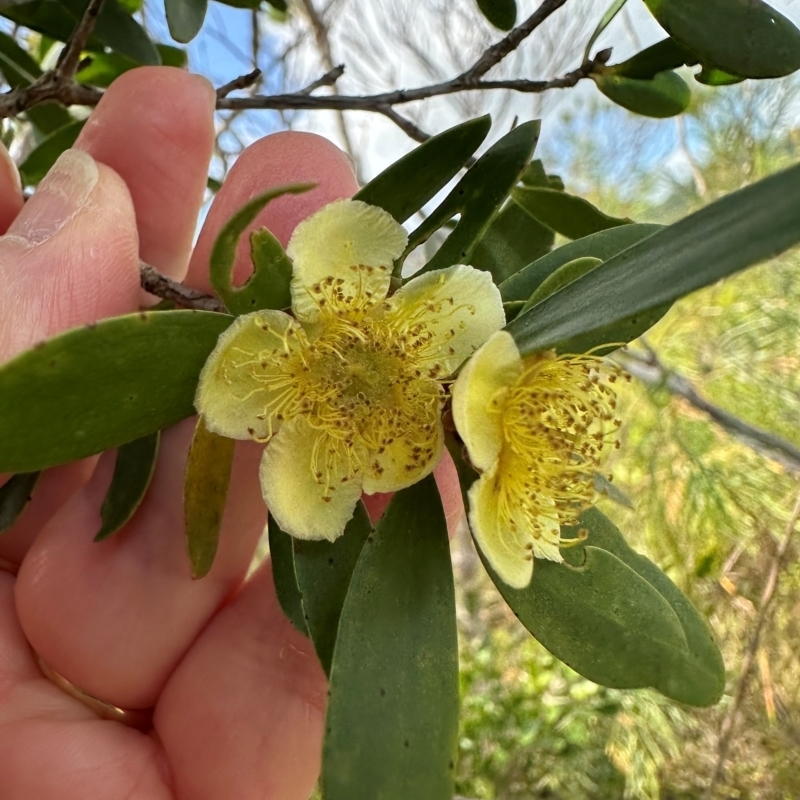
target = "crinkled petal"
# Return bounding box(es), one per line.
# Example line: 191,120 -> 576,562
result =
288,199 -> 408,323
362,383 -> 445,494
195,310 -> 303,441
380,264 -> 505,378
452,330 -> 522,473
468,467 -> 534,590
260,417 -> 365,541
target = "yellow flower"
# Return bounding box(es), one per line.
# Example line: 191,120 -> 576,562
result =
451,331 -> 621,588
196,199 -> 504,541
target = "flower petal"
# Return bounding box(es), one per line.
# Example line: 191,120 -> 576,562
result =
362,386 -> 445,494
288,199 -> 408,323
468,467 -> 534,589
381,264 -> 505,378
451,330 -> 521,473
260,417 -> 365,541
195,310 -> 304,440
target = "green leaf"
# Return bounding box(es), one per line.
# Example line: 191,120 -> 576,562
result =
268,517 -> 308,635
0,472 -> 40,534
500,223 -> 662,303
94,431 -> 160,541
0,0 -> 160,66
0,310 -> 233,473
583,0 -> 629,61
165,0 -> 208,43
469,200 -> 554,284
610,37 -> 698,79
183,417 -> 234,577
354,116 -> 491,224
521,256 -> 603,313
322,476 -> 459,800
0,31 -> 73,134
476,0 -> 516,31
77,45 -> 187,88
695,65 -> 744,86
409,120 -> 541,275
594,70 -> 691,118
18,119 -> 86,186
293,502 -> 372,676
560,508 -> 725,705
512,185 -> 631,239
208,184 -> 313,315
519,159 -> 564,191
644,0 -> 800,78
506,160 -> 800,356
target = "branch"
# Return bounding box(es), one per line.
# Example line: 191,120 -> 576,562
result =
616,346 -> 800,474
216,68 -> 262,100
707,487 -> 800,795
300,64 -> 345,95
376,105 -> 431,143
55,0 -> 106,79
139,262 -> 227,313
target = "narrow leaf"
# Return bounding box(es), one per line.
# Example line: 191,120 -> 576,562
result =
19,119 -> 86,186
477,0 -> 516,31
268,517 -> 309,635
610,37 -> 698,79
583,0 -> 629,61
77,45 -> 187,87
208,184 -> 313,316
0,472 -> 40,534
322,476 -> 459,800
512,185 -> 631,239
500,223 -> 662,303
409,120 -> 541,275
0,310 -> 233,473
470,200 -> 554,284
293,501 -> 372,676
354,116 -> 491,224
95,431 -> 160,541
521,256 -> 603,313
506,161 -> 800,356
165,0 -> 208,43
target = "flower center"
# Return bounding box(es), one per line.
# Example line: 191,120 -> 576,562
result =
492,353 -> 622,549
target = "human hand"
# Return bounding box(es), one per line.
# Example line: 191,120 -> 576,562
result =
0,66 -> 367,800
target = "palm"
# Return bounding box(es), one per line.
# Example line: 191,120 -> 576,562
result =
0,67 -> 360,800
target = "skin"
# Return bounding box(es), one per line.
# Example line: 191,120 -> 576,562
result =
0,67 -> 463,799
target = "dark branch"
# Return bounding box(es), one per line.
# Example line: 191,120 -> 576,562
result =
460,0 -> 570,81
376,105 -> 431,143
139,263 -> 227,313
216,68 -> 262,99
55,0 -> 106,79
300,64 -> 346,95
616,346 -> 800,474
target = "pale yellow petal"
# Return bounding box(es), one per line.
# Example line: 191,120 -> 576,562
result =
362,391 -> 445,494
288,199 -> 408,323
195,310 -> 304,441
451,330 -> 522,473
380,264 -> 505,378
260,417 -> 365,541
468,468 -> 533,589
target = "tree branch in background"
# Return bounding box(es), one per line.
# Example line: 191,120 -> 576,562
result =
139,263 -> 227,313
616,345 -> 800,474
0,0 -> 601,145
707,488 -> 800,796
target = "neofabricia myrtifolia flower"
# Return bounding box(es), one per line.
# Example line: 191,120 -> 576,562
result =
451,331 -> 622,589
196,199 -> 504,541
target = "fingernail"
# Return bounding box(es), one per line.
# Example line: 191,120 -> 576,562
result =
10,149 -> 98,245
0,143 -> 22,196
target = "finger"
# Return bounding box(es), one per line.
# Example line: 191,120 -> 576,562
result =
186,130 -> 359,291
0,149 -> 140,363
14,133 -> 358,710
0,573 -> 172,800
155,563 -> 326,800
0,142 -> 24,234
75,66 -> 216,278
